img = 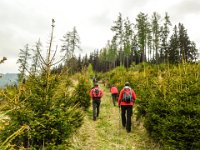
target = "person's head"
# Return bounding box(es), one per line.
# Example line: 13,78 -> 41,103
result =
94,83 -> 98,87
124,81 -> 130,86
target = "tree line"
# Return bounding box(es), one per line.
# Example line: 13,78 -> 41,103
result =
17,12 -> 199,77
54,12 -> 199,73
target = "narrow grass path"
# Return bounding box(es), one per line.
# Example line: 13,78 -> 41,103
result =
69,83 -> 160,150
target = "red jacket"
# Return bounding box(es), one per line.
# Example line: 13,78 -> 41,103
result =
110,86 -> 119,94
118,86 -> 136,106
90,87 -> 103,99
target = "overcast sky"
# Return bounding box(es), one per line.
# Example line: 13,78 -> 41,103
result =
0,0 -> 200,73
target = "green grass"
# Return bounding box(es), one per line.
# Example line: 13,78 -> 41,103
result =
69,83 -> 161,150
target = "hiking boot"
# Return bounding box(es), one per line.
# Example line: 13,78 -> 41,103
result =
127,129 -> 131,133
126,127 -> 131,133
122,123 -> 126,127
93,117 -> 96,121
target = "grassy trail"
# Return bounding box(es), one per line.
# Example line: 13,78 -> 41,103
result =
69,83 -> 160,150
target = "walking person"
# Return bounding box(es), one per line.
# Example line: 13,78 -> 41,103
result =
118,82 -> 136,133
92,76 -> 97,87
110,84 -> 119,106
90,83 -> 103,121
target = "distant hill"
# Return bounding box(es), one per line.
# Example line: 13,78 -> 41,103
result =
0,73 -> 18,88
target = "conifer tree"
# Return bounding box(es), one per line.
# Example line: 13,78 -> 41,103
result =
87,63 -> 95,78
160,12 -> 171,63
77,54 -> 82,72
146,26 -> 152,62
70,26 -> 81,55
31,39 -> 42,75
151,12 -> 161,64
178,23 -> 191,63
99,48 -> 109,71
61,27 -> 82,74
61,31 -> 71,60
61,26 -> 81,61
110,36 -> 118,68
136,12 -> 149,63
111,12 -> 124,66
107,36 -> 118,69
189,41 -> 198,62
17,44 -> 31,82
0,19 -> 84,149
168,25 -> 180,63
123,17 -> 133,67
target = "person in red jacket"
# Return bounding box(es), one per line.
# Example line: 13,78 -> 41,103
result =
90,83 -> 103,121
110,85 -> 119,106
118,82 -> 136,133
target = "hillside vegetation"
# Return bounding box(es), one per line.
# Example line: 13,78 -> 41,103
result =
0,63 -> 200,149
103,63 -> 200,149
69,82 -> 160,150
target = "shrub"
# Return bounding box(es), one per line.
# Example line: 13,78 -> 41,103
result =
140,64 -> 200,149
72,73 -> 91,111
0,75 -> 84,149
103,63 -> 200,149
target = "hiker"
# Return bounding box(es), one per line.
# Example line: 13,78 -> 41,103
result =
90,83 -> 103,121
118,82 -> 136,133
110,84 -> 119,106
92,76 -> 97,86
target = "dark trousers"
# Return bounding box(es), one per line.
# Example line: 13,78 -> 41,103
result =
92,99 -> 101,120
121,105 -> 133,132
111,93 -> 118,106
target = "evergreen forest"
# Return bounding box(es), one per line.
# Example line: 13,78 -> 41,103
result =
0,12 -> 199,150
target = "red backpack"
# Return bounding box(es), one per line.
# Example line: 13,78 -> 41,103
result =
122,87 -> 132,103
92,87 -> 101,98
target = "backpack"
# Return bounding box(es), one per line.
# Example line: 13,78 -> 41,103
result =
122,87 -> 132,103
92,87 -> 101,98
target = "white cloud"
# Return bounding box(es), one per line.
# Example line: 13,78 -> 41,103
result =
0,0 -> 200,73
